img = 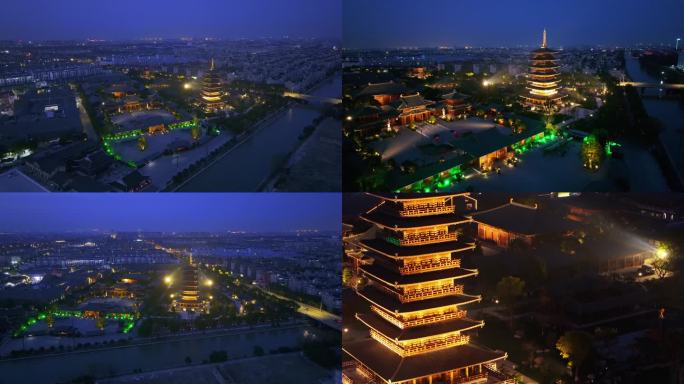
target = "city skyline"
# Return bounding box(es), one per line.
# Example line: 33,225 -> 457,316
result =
0,193 -> 341,233
0,0 -> 341,41
343,0 -> 683,49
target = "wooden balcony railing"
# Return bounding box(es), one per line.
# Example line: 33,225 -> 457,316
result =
402,310 -> 467,327
399,284 -> 463,303
399,204 -> 455,217
399,258 -> 461,274
400,232 -> 457,246
453,372 -> 488,384
402,334 -> 470,356
371,328 -> 470,357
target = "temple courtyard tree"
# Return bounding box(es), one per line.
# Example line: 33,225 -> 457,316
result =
495,276 -> 526,328
556,330 -> 592,382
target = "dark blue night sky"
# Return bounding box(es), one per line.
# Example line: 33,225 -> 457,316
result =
0,0 -> 341,40
344,0 -> 683,49
0,193 -> 340,233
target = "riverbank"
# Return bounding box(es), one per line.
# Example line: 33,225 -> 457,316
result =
176,73 -> 341,191
0,323 -> 311,383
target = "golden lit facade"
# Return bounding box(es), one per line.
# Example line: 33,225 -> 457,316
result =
521,29 -> 565,111
343,193 -> 511,384
200,58 -> 225,113
172,255 -> 208,313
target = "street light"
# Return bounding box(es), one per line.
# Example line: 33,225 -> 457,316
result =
205,279 -> 213,287
656,246 -> 669,259
164,276 -> 172,285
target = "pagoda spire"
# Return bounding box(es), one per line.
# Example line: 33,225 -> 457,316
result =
542,28 -> 547,48
210,58 -> 215,71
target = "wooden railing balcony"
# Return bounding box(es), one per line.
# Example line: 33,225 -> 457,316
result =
399,258 -> 461,274
453,372 -> 488,384
402,334 -> 470,356
402,310 -> 467,328
400,232 -> 457,246
399,204 -> 454,217
399,284 -> 463,303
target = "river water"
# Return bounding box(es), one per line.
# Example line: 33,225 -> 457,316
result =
179,75 -> 341,191
0,325 -> 308,383
624,52 -> 684,185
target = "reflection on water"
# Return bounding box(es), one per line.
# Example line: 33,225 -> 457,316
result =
624,52 -> 684,182
179,74 -> 341,191
0,326 -> 307,383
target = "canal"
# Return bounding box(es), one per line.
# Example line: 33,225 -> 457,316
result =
178,74 -> 341,191
624,51 -> 684,186
0,325 -> 309,384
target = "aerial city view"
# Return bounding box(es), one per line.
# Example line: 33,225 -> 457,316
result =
0,0 -> 342,192
342,0 -> 684,192
0,193 -> 342,383
343,192 -> 684,383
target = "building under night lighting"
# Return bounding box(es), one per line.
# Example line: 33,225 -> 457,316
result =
520,29 -> 565,111
172,254 -> 208,314
343,193 -> 511,384
200,58 -> 225,113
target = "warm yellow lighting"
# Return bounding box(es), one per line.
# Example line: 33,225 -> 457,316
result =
164,276 -> 172,284
205,279 -> 213,286
170,293 -> 175,298
184,83 -> 191,90
656,247 -> 669,259
482,80 -> 491,87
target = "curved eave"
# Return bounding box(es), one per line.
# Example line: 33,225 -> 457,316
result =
361,264 -> 478,287
358,286 -> 481,315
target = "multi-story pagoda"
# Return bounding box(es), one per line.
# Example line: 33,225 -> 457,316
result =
200,58 -> 225,113
520,29 -> 565,111
343,193 -> 511,384
172,255 -> 208,314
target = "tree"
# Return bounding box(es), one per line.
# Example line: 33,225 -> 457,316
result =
96,317 -> 106,331
556,331 -> 592,382
581,135 -> 602,170
191,126 -> 201,140
495,276 -> 525,328
652,242 -> 674,279
137,136 -> 147,151
342,266 -> 353,287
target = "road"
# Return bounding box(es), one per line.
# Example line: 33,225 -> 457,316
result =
75,94 -> 98,142
254,285 -> 341,331
618,81 -> 684,89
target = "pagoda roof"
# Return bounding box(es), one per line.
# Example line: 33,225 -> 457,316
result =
361,238 -> 474,257
357,312 -> 483,341
442,90 -> 470,100
361,209 -> 470,229
344,338 -> 506,382
359,285 -> 479,313
357,81 -> 408,97
361,263 -> 477,286
531,47 -> 558,54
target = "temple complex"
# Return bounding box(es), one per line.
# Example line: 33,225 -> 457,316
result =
200,58 -> 225,113
520,29 -> 565,111
343,193 -> 511,384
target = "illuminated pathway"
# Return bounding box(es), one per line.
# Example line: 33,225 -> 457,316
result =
283,91 -> 342,104
618,81 -> 684,89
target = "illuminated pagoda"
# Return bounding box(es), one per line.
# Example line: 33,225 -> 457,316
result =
520,29 -> 565,111
200,58 -> 225,113
343,193 -> 511,384
172,254 -> 208,314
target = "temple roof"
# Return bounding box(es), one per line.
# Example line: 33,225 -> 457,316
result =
471,202 -> 579,236
367,192 -> 468,201
356,311 -> 483,341
361,263 -> 477,286
361,209 -> 469,229
356,81 -> 408,97
396,94 -> 434,109
358,285 -> 479,313
344,338 -> 506,382
361,238 -> 474,257
449,123 -> 545,159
